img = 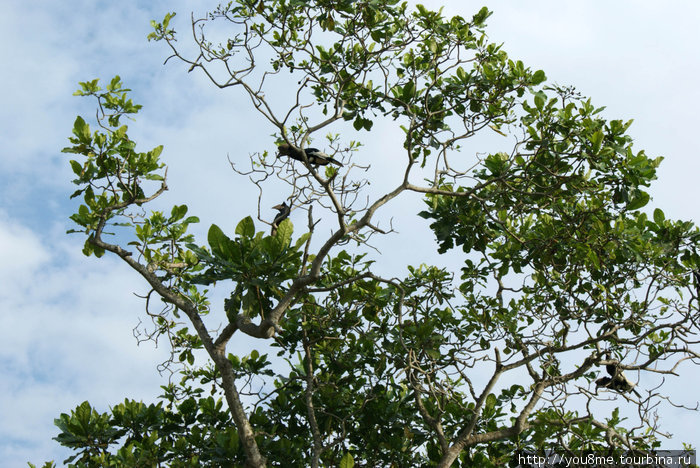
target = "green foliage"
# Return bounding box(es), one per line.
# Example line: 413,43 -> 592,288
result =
63,77 -> 168,258
188,217 -> 308,320
35,392 -> 245,467
146,1 -> 546,163
418,83 -> 689,348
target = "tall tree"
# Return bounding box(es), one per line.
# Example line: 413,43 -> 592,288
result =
37,1 -> 699,466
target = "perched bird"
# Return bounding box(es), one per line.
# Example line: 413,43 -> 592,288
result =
271,202 -> 291,236
277,143 -> 343,167
604,361 -> 618,379
595,356 -> 640,397
595,376 -> 640,397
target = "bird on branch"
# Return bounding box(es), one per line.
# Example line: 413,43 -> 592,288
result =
277,143 -> 343,167
271,202 -> 291,236
595,354 -> 641,397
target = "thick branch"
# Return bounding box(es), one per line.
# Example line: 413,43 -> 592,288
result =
91,216 -> 267,468
437,381 -> 545,468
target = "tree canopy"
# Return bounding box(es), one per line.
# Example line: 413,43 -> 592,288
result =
35,1 -> 700,467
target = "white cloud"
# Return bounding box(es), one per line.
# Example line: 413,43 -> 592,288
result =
0,212 -> 49,281
0,214 -> 171,465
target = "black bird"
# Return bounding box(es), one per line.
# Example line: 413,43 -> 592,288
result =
271,202 -> 291,236
277,143 -> 343,167
596,356 -> 640,397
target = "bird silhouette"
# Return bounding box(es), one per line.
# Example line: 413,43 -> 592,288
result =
596,354 -> 640,397
277,143 -> 343,167
271,202 -> 291,236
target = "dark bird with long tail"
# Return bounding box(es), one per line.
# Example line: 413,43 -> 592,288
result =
277,143 -> 343,167
595,354 -> 640,397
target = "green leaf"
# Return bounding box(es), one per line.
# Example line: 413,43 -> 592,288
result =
169,204 -> 188,222
589,129 -> 604,154
107,75 -> 122,91
531,69 -> 546,85
208,224 -> 235,259
472,6 -> 492,25
653,208 -> 665,225
587,250 -> 600,269
533,91 -> 546,110
339,452 -> 355,468
274,219 -> 293,245
294,232 -> 311,250
353,117 -> 364,131
428,38 -> 437,54
485,393 -> 496,410
72,116 -> 91,143
402,81 -> 415,101
235,216 -> 255,238
69,160 -> 83,176
626,191 -> 650,211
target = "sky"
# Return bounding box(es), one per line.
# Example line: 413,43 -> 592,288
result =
1,0 -> 699,465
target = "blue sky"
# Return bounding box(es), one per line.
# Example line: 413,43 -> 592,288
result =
1,1 -> 699,465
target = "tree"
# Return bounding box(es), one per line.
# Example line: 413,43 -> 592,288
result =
35,1 -> 700,466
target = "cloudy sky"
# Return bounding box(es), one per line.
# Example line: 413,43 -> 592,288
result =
1,0 -> 699,465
